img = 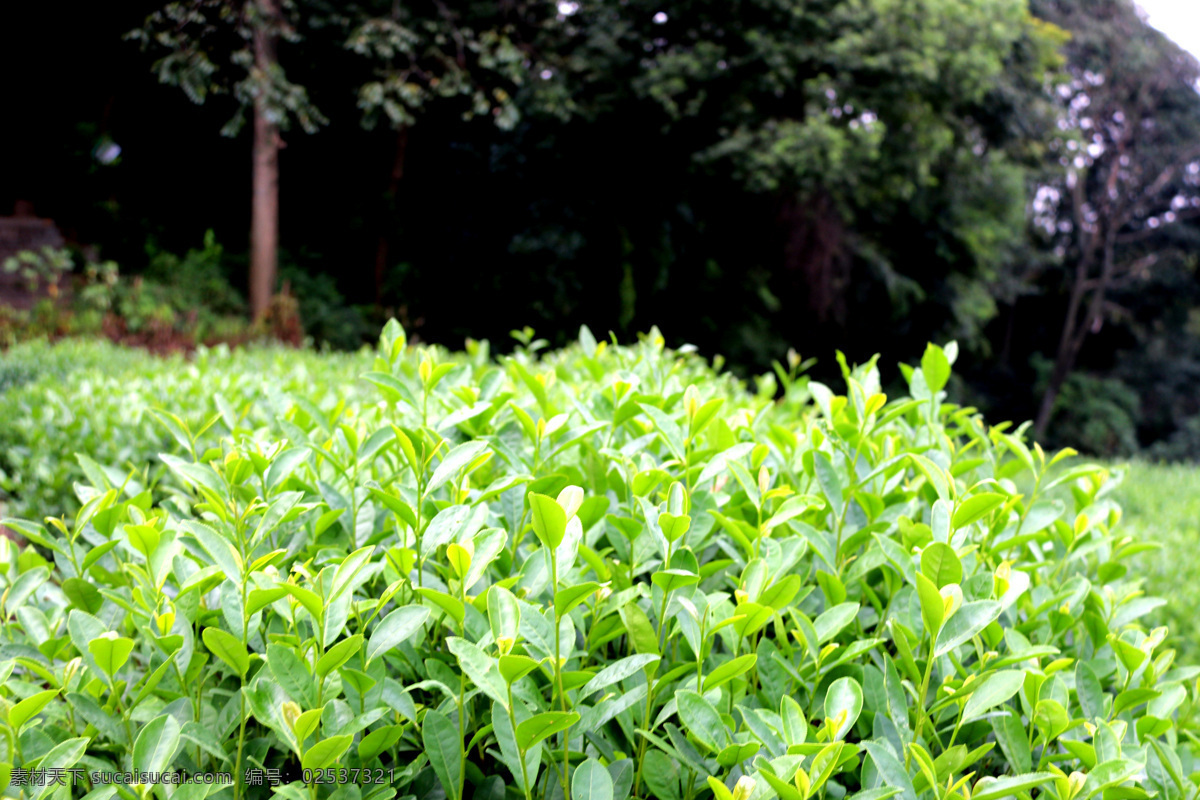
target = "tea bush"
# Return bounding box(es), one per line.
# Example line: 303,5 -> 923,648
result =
1106,462 -> 1200,661
0,323 -> 1195,800
0,340 -> 373,520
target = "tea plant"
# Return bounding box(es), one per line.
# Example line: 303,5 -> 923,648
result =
0,340 -> 374,519
0,323 -> 1195,800
1107,461 -> 1200,661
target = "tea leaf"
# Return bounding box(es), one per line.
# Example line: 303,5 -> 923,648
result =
134,714 -> 182,774
7,689 -> 59,731
302,734 -> 354,771
960,670 -> 1025,722
367,605 -> 429,664
316,634 -> 364,679
423,710 -> 463,800
573,758 -> 614,800
516,711 -> 579,751
202,627 -> 249,677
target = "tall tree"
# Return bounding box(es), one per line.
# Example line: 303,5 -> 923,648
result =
1027,0 -> 1200,435
130,0 -> 326,318
507,0 -> 1065,361
343,1 -> 545,303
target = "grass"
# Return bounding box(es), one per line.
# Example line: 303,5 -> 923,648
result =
1109,460 -> 1200,658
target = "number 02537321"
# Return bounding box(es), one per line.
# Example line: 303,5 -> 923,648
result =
301,768 -> 395,785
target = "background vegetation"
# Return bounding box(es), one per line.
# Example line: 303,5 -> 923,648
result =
3,0 -> 1200,460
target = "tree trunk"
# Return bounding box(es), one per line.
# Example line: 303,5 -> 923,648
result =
250,0 -> 281,320
778,191 -> 849,325
1034,225 -> 1118,437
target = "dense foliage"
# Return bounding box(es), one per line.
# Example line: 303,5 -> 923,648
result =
1104,462 -> 1200,663
0,339 -> 370,520
0,236 -> 270,352
0,324 -> 1195,800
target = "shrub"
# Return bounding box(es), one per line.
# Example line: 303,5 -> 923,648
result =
0,234 -> 257,352
0,339 -> 372,519
1106,461 -> 1200,662
0,325 -> 1194,800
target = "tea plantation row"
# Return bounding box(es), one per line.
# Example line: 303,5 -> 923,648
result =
0,324 -> 1194,800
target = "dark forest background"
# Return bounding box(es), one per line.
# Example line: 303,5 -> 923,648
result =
4,0 -> 1200,458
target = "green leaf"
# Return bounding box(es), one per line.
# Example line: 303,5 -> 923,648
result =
920,542 -> 962,588
638,403 -> 686,461
358,724 -> 406,761
971,773 -> 1056,800
529,492 -> 567,550
367,605 -> 429,664
302,735 -> 354,771
862,741 -> 917,800
488,585 -> 521,644
961,670 -> 1025,722
447,637 -> 509,708
125,524 -> 160,558
619,601 -> 660,657
921,344 -> 950,394
316,634 -> 364,679
7,689 -> 59,731
676,690 -> 729,752
134,714 -> 182,774
202,627 -> 249,677
423,710 -> 463,800
1083,760 -> 1144,800
247,587 -> 289,616
330,545 -> 375,600
183,520 -> 243,581
416,587 -> 466,626
759,574 -> 803,611
732,602 -> 773,639
429,441 -> 490,493
294,708 -> 323,743
1076,661 -> 1107,721
760,771 -> 803,800
707,777 -> 734,800
657,512 -> 691,543
493,700 -> 540,793
62,577 -> 103,614
499,654 -> 543,685
935,601 -> 1002,657
650,569 -> 699,593
915,573 -> 945,637
814,602 -> 859,642
781,695 -> 808,747
516,711 -> 579,751
268,644 -> 318,708
907,454 -> 950,502
555,582 -> 601,617
280,582 -> 325,622
814,452 -> 844,518
991,710 -> 1032,773
266,447 -> 310,489
88,633 -> 135,680
573,758 -> 615,800
952,493 -> 1005,530
34,737 -> 88,780
702,654 -> 757,693
824,676 -> 863,740
579,654 -> 660,697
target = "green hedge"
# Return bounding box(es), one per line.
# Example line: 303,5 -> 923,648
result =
0,323 -> 1194,800
0,339 -> 372,520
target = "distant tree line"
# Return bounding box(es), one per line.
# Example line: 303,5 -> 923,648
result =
3,0 -> 1200,457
